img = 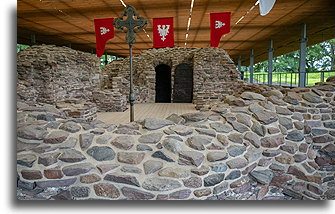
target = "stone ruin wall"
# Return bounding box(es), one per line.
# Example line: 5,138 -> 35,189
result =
102,47 -> 241,109
16,44 -> 335,200
17,45 -> 127,121
16,80 -> 335,200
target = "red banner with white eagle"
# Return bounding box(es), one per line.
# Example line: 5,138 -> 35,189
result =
94,18 -> 114,57
153,17 -> 174,48
210,12 -> 231,47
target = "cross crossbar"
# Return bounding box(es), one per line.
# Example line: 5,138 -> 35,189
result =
114,5 -> 147,44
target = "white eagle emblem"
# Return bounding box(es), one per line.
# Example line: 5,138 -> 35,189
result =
100,27 -> 110,35
215,21 -> 225,29
157,25 -> 170,41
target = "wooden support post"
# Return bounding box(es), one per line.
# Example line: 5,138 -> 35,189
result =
299,23 -> 307,87
268,40 -> 274,85
30,34 -> 36,45
250,49 -> 254,84
105,53 -> 108,65
238,55 -> 243,79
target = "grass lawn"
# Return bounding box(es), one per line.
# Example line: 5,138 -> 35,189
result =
244,71 -> 335,86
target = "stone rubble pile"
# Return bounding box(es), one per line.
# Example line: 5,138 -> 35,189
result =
17,81 -> 335,200
17,45 -> 127,113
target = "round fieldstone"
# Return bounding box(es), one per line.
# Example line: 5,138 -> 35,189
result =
253,110 -> 278,125
96,134 -> 113,144
144,118 -> 174,130
244,132 -> 261,148
143,160 -> 163,174
87,146 -> 115,161
229,121 -> 250,133
286,130 -> 304,142
186,135 -> 212,151
228,133 -> 244,144
193,188 -> 212,197
44,130 -> 69,144
166,113 -> 185,124
302,92 -> 323,103
251,121 -> 266,137
104,174 -> 140,187
111,136 -> 135,150
59,121 -> 81,133
17,154 -> 37,168
136,144 -> 153,151
70,186 -> 90,198
62,163 -> 95,176
162,138 -> 182,154
196,128 -> 216,137
178,151 -> 205,167
225,170 -> 241,180
58,149 -> 86,163
79,133 -> 94,149
226,158 -> 248,169
121,187 -> 155,200
93,183 -> 120,198
204,173 -> 225,187
80,174 -> 101,184
169,189 -> 192,199
207,151 -> 228,162
279,117 -> 293,130
227,145 -> 246,157
183,177 -> 202,188
249,169 -> 274,185
241,91 -> 265,101
210,122 -> 233,133
138,132 -> 164,144
182,112 -> 208,122
158,167 -> 190,178
17,125 -> 48,140
169,125 -> 193,136
152,151 -> 174,162
142,177 -> 182,191
118,152 -> 145,164
38,152 -> 61,166
21,170 -> 43,180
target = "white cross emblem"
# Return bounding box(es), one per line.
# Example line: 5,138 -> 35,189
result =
215,21 -> 225,29
100,27 -> 110,35
157,25 -> 170,41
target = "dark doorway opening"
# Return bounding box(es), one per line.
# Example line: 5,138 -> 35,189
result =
173,63 -> 193,103
155,64 -> 171,103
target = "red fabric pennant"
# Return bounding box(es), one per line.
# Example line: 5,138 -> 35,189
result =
210,12 -> 231,47
153,18 -> 174,48
94,18 -> 114,57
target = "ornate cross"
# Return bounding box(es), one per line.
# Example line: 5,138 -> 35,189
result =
114,5 -> 147,45
114,5 -> 147,122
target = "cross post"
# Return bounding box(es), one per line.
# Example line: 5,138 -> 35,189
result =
114,5 -> 147,122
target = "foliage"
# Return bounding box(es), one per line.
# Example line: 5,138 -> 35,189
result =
16,44 -> 30,53
252,39 -> 335,74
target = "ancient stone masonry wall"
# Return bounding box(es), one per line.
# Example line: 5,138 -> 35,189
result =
17,81 -> 335,200
101,47 -> 240,107
17,45 -> 127,113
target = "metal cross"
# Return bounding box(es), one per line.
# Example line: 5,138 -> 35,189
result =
114,5 -> 147,122
114,5 -> 147,45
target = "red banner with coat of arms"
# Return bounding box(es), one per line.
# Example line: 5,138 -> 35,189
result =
153,17 -> 174,48
94,18 -> 114,57
210,12 -> 231,47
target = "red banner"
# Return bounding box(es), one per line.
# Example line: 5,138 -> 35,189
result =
153,17 -> 174,48
94,18 -> 114,57
210,12 -> 231,47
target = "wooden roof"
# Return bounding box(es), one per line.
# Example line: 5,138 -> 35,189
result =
18,0 -> 335,65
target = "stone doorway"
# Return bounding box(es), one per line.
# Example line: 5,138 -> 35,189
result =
155,64 -> 171,103
173,63 -> 193,103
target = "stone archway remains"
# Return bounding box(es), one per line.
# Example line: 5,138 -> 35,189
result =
173,63 -> 193,103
